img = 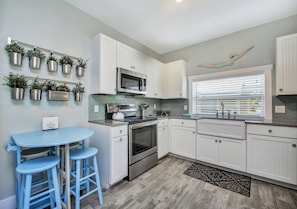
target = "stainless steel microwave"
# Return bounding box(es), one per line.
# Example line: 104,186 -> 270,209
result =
117,67 -> 147,95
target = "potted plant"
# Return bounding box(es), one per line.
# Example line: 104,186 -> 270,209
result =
72,82 -> 85,102
59,55 -> 74,75
30,77 -> 46,101
26,47 -> 46,69
3,72 -> 28,100
47,52 -> 58,72
5,42 -> 25,66
75,58 -> 88,77
45,81 -> 70,101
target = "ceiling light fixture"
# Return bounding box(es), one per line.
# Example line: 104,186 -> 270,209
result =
176,0 -> 183,3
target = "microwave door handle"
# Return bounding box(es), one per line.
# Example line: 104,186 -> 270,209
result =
140,79 -> 143,91
142,79 -> 145,91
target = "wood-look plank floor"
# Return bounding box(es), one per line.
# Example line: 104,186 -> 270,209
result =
77,156 -> 297,209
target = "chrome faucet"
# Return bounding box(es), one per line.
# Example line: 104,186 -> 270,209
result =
221,102 -> 224,118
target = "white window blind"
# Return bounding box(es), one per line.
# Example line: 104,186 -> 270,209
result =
192,74 -> 265,119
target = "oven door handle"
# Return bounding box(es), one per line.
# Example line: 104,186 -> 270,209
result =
129,120 -> 158,129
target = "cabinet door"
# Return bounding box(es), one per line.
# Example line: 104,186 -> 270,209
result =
219,138 -> 246,172
247,134 -> 297,184
146,57 -> 165,98
116,42 -> 132,70
90,33 -> 117,94
171,126 -> 196,159
276,33 -> 297,95
133,49 -> 146,74
109,135 -> 128,184
196,134 -> 219,164
165,60 -> 187,99
157,126 -> 169,159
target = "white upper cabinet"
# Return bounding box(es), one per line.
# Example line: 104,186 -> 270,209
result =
145,57 -> 166,98
90,33 -> 117,94
276,33 -> 297,95
165,60 -> 188,99
116,42 -> 146,74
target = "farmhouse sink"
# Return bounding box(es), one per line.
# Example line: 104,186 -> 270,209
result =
197,118 -> 246,140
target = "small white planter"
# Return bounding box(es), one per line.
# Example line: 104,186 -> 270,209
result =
74,92 -> 83,102
9,52 -> 23,66
76,67 -> 85,77
62,64 -> 72,75
47,60 -> 58,72
30,89 -> 42,101
48,90 -> 69,101
11,88 -> 24,100
29,57 -> 41,69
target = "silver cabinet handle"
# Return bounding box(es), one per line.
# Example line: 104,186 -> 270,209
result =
120,138 -> 122,142
268,129 -> 272,133
193,131 -> 195,134
215,139 -> 218,143
279,88 -> 283,92
292,144 -> 296,148
120,130 -> 122,133
219,140 -> 222,143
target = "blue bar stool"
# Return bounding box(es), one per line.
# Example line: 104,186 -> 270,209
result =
16,156 -> 62,209
68,147 -> 103,209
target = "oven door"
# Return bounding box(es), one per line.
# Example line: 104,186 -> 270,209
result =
129,120 -> 157,165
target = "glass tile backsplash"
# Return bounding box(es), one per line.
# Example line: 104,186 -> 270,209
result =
89,94 -> 161,120
89,95 -> 297,122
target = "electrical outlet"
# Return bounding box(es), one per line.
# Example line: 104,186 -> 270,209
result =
275,105 -> 285,113
94,105 -> 99,112
184,105 -> 188,111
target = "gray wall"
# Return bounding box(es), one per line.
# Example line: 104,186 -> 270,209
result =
160,15 -> 297,122
0,0 -> 159,201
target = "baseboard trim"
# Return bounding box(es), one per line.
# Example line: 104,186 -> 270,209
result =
0,195 -> 16,209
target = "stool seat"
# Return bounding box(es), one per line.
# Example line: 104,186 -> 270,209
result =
17,156 -> 60,174
17,156 -> 61,209
70,147 -> 98,160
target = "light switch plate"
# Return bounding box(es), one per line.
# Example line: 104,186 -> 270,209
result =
94,105 -> 99,112
275,105 -> 286,113
42,117 -> 59,130
184,105 -> 188,111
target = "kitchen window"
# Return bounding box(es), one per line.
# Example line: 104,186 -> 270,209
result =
188,65 -> 273,120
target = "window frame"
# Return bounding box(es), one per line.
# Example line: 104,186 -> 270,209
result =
188,64 -> 273,120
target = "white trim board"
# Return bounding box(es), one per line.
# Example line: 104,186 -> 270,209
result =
0,195 -> 16,209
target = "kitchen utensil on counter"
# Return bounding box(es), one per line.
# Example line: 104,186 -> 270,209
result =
139,104 -> 149,117
112,112 -> 124,120
156,111 -> 170,117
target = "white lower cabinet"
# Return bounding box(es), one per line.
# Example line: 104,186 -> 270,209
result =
247,124 -> 297,185
109,135 -> 128,184
157,119 -> 169,159
196,134 -> 246,172
89,123 -> 128,188
170,119 -> 196,159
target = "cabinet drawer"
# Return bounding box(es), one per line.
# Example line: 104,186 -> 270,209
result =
111,125 -> 128,138
247,124 -> 297,138
171,119 -> 196,128
158,119 -> 168,127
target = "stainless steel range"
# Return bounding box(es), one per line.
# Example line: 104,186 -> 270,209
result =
106,104 -> 158,180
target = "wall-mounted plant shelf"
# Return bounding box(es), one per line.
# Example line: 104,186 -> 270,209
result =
7,37 -> 80,61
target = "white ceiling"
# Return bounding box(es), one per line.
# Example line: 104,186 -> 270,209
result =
64,0 -> 297,54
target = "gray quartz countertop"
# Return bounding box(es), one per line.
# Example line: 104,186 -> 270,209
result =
89,117 -> 297,127
89,119 -> 128,127
158,116 -> 297,127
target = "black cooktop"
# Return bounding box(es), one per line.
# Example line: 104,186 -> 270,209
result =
123,116 -> 157,124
